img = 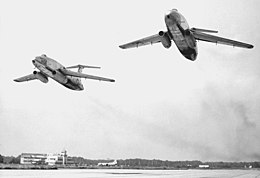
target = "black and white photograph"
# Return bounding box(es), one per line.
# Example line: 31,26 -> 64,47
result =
0,0 -> 259,177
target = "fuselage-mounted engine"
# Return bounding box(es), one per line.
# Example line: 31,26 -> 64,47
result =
33,71 -> 48,83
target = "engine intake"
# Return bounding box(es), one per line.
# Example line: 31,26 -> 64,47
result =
185,29 -> 191,36
159,31 -> 171,48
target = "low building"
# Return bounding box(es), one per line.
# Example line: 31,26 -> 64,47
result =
45,154 -> 64,165
20,153 -> 47,165
20,150 -> 73,165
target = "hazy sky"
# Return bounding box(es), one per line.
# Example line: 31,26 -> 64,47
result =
0,0 -> 259,162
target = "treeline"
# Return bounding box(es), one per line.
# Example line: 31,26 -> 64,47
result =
204,161 -> 260,169
70,157 -> 202,168
0,154 -> 20,164
70,157 -> 260,169
117,159 -> 202,169
1,154 -> 260,169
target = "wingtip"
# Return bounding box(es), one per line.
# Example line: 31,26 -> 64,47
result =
119,45 -> 125,49
248,45 -> 254,49
14,79 -> 19,82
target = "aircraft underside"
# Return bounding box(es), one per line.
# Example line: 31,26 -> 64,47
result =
61,77 -> 84,91
45,71 -> 84,91
168,24 -> 198,61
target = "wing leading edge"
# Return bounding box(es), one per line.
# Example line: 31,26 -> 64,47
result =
192,30 -> 253,49
119,33 -> 162,49
60,68 -> 115,82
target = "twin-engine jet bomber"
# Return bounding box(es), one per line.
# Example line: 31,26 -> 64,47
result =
14,54 -> 115,91
119,9 -> 254,61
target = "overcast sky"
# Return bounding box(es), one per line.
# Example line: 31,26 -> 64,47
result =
0,0 -> 259,162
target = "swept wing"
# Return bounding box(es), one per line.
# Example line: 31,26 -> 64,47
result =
119,33 -> 162,49
60,68 -> 115,82
14,74 -> 37,82
192,30 -> 253,49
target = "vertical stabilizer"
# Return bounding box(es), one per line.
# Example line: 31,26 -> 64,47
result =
78,66 -> 84,73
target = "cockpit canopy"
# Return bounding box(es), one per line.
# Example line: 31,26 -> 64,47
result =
179,13 -> 189,30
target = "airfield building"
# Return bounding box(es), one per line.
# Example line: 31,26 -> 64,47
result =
20,153 -> 47,165
20,150 -> 73,165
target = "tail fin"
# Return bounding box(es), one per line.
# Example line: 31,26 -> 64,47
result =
191,28 -> 218,33
66,65 -> 101,73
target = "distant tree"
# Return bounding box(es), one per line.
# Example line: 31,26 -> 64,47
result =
3,156 -> 12,163
252,162 -> 260,168
0,154 -> 3,163
9,156 -> 20,164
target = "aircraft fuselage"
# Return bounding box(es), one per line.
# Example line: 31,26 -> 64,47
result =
32,55 -> 84,90
165,9 -> 198,60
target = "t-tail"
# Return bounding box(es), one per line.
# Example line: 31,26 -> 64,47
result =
66,65 -> 101,84
66,65 -> 101,73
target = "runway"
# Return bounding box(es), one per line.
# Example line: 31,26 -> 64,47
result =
1,169 -> 260,178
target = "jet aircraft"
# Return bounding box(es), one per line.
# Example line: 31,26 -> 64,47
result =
119,9 -> 254,61
14,54 -> 115,91
97,160 -> 117,166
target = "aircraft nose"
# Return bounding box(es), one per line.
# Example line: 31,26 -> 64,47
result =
165,10 -> 171,19
32,58 -> 40,65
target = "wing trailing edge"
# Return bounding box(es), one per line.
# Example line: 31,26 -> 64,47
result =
191,28 -> 218,33
119,33 -> 163,49
192,31 -> 254,49
60,68 -> 115,82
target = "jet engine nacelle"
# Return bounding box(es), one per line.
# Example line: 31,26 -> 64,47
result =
33,71 -> 48,83
159,31 -> 171,48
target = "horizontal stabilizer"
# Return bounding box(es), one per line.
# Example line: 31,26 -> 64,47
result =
191,28 -> 218,33
66,65 -> 101,69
